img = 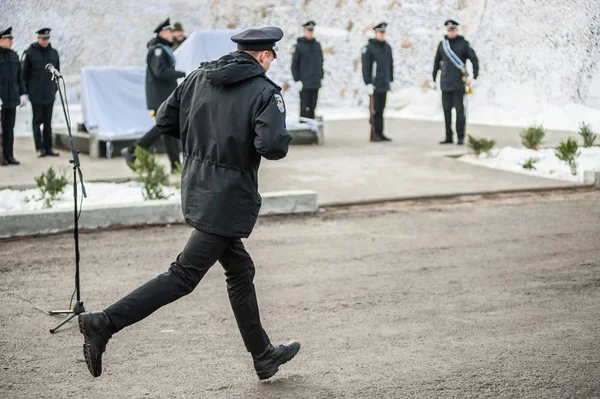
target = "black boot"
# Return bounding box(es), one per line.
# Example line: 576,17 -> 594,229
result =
45,149 -> 60,156
7,156 -> 20,165
439,139 -> 453,144
38,149 -> 47,158
253,341 -> 301,380
78,311 -> 116,377
121,147 -> 136,169
381,134 -> 392,142
1,155 -> 8,166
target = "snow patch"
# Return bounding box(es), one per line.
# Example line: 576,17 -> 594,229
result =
459,146 -> 600,183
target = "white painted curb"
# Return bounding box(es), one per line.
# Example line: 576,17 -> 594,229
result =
0,190 -> 318,238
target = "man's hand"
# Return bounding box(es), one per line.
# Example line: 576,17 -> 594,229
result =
19,95 -> 29,107
429,80 -> 437,90
366,84 -> 374,96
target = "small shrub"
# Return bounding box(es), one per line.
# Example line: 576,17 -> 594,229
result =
33,166 -> 69,208
521,157 -> 539,170
467,135 -> 496,156
131,146 -> 171,200
578,122 -> 597,147
520,125 -> 545,150
555,138 -> 580,176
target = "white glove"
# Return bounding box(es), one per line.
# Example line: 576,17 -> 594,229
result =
294,81 -> 303,92
19,94 -> 28,107
429,80 -> 437,90
0,96 -> 3,107
470,79 -> 477,89
366,83 -> 374,95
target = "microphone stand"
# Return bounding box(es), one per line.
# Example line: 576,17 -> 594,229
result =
47,71 -> 88,333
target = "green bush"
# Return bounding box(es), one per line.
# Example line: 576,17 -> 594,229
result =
578,122 -> 597,148
33,166 -> 69,208
520,125 -> 545,150
521,157 -> 539,170
131,146 -> 171,200
467,135 -> 497,156
555,138 -> 580,176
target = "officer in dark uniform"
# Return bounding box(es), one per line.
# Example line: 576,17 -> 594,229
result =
291,20 -> 324,119
0,27 -> 27,166
362,22 -> 394,142
78,27 -> 300,381
22,28 -> 61,157
121,18 -> 185,173
433,20 -> 479,145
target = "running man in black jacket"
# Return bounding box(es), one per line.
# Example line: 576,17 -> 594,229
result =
432,20 -> 479,145
291,20 -> 324,119
78,27 -> 300,381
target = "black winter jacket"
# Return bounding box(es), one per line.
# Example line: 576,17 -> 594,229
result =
22,42 -> 60,105
155,51 -> 292,238
145,37 -> 185,110
291,37 -> 324,90
0,47 -> 25,108
433,35 -> 479,92
361,39 -> 394,93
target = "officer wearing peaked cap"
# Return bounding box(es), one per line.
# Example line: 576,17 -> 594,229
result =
22,28 -> 61,157
78,27 -> 299,381
433,19 -> 479,145
292,20 -> 324,119
0,27 -> 27,166
362,22 -> 394,142
121,18 -> 185,172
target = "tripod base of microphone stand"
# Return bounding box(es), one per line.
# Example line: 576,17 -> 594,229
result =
49,301 -> 85,334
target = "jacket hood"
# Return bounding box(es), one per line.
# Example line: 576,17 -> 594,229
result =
147,36 -> 172,48
205,51 -> 266,86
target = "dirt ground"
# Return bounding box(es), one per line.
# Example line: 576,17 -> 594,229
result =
1,191 -> 599,398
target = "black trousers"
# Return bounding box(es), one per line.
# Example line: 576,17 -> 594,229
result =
32,103 -> 54,152
129,125 -> 180,167
1,107 -> 17,159
300,89 -> 319,119
104,229 -> 271,355
371,92 -> 387,137
442,90 -> 465,141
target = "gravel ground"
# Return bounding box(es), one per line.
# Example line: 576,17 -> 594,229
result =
0,191 -> 599,398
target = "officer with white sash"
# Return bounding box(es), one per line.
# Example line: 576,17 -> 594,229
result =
432,20 -> 479,145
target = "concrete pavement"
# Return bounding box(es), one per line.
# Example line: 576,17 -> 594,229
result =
0,117 -> 579,204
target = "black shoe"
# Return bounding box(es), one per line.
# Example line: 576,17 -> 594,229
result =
253,341 -> 301,380
373,136 -> 384,142
457,140 -> 464,145
1,156 -> 8,166
439,139 -> 453,144
121,148 -> 136,169
45,150 -> 60,156
78,312 -> 115,377
38,149 -> 47,158
381,135 -> 392,142
7,157 -> 20,165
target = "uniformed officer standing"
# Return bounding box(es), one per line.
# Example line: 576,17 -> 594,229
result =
432,20 -> 479,145
22,28 -> 60,157
291,21 -> 324,119
362,22 -> 394,142
0,27 -> 28,166
78,27 -> 300,381
121,19 -> 185,173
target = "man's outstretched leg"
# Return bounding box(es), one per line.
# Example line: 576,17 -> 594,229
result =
78,230 -> 230,377
218,239 -> 300,380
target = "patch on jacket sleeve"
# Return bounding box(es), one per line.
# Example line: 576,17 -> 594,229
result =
154,47 -> 163,57
274,94 -> 285,113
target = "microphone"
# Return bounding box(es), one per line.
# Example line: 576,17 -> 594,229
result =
45,63 -> 62,79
